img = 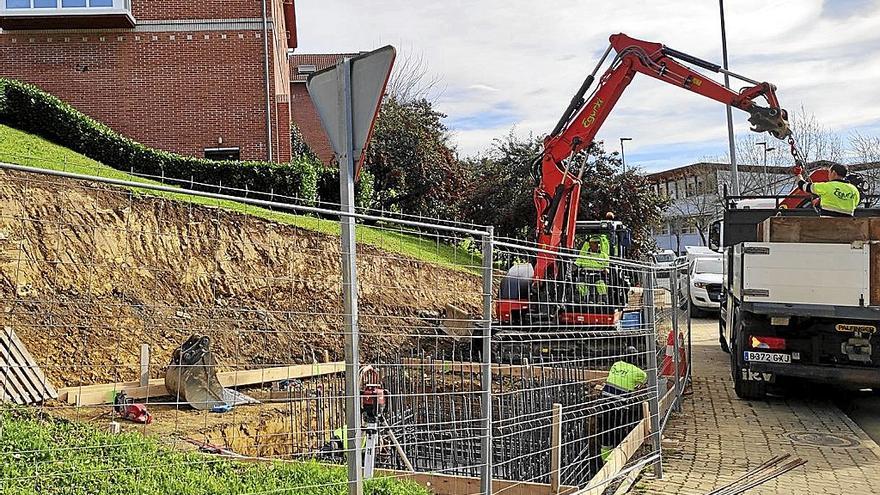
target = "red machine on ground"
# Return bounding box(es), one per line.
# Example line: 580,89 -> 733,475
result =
497,33 -> 793,329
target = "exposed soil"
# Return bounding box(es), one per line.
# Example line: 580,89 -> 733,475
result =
0,170 -> 483,388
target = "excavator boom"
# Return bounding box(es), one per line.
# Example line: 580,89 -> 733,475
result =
532,33 -> 792,282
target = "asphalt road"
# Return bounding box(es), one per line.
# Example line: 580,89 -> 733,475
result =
691,315 -> 880,447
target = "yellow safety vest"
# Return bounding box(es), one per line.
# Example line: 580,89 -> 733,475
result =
811,180 -> 860,216
576,235 -> 610,270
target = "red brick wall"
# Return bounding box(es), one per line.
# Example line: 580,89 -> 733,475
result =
275,99 -> 291,163
290,82 -> 335,164
131,0 -> 261,21
0,31 -> 290,163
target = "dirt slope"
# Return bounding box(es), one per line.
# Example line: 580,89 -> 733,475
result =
0,171 -> 482,388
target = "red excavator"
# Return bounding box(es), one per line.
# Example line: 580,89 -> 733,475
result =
496,33 -> 795,338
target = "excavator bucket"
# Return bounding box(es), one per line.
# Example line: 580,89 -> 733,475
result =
165,335 -> 227,411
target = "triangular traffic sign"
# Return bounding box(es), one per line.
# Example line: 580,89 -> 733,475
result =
307,45 -> 396,178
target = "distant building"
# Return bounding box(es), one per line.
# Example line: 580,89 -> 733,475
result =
0,0 -> 297,162
289,53 -> 358,164
646,162 -> 791,254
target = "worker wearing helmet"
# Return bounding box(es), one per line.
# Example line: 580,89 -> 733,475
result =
576,234 -> 610,300
797,163 -> 860,217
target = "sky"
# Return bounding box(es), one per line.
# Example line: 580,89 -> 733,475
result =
295,0 -> 880,172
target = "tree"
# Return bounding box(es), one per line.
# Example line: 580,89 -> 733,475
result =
459,131 -> 541,239
363,96 -> 467,219
849,131 -> 880,202
788,105 -> 845,164
386,50 -> 444,104
461,134 -> 668,257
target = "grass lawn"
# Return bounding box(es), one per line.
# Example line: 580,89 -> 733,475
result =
0,124 -> 481,272
0,409 -> 429,495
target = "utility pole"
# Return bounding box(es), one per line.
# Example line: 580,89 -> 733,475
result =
620,137 -> 633,173
756,141 -> 775,195
719,0 -> 739,195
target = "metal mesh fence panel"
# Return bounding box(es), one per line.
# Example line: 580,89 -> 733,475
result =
0,159 -> 689,495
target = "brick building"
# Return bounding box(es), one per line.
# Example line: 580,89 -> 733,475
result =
289,52 -> 357,164
0,0 -> 296,162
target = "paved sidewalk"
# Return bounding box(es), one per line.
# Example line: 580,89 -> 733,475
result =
634,319 -> 880,495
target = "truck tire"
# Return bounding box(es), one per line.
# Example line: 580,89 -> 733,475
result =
731,314 -> 767,400
689,304 -> 703,318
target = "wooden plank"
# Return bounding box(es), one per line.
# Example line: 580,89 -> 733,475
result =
579,388 -> 676,495
870,219 -> 880,306
64,362 -> 347,406
211,457 -> 578,495
2,333 -> 48,403
140,344 -> 150,387
764,217 -> 871,243
6,329 -> 57,400
581,417 -> 648,495
217,362 -> 345,388
0,336 -> 26,405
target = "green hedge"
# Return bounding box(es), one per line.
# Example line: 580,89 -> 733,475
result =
0,78 -> 376,209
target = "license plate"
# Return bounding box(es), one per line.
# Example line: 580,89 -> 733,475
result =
744,351 -> 791,364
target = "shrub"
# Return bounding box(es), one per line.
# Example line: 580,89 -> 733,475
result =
0,78 -> 323,205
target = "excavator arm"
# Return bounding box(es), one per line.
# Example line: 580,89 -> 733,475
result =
533,33 -> 792,281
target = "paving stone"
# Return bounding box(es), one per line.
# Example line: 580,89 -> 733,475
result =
633,319 -> 880,495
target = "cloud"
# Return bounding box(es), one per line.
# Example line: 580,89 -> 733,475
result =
296,0 -> 880,167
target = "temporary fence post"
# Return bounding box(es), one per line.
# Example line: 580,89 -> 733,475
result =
480,228 -> 494,495
550,403 -> 562,493
686,265 -> 693,387
642,268 -> 663,480
337,57 -> 363,495
671,267 -> 682,413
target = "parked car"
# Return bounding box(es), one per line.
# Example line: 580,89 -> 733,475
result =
687,256 -> 723,316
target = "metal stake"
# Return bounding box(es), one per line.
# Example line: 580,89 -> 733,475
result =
337,57 -> 363,495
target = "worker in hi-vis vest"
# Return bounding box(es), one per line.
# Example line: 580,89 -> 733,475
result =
602,360 -> 648,397
797,163 -> 860,217
576,234 -> 610,300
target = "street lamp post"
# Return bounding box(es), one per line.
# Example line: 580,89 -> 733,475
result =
719,0 -> 739,196
756,141 -> 775,195
620,137 -> 633,173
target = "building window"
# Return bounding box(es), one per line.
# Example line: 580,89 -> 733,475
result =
297,64 -> 317,75
7,0 -> 121,8
676,178 -> 687,198
204,147 -> 241,161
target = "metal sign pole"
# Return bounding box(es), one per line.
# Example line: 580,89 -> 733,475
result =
338,57 -> 363,495
480,228 -> 494,495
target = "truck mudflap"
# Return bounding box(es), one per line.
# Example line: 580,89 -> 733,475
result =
747,361 -> 880,387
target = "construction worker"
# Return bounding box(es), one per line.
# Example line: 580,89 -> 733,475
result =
599,355 -> 647,464
796,163 -> 860,217
576,234 -> 610,302
602,359 -> 648,397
